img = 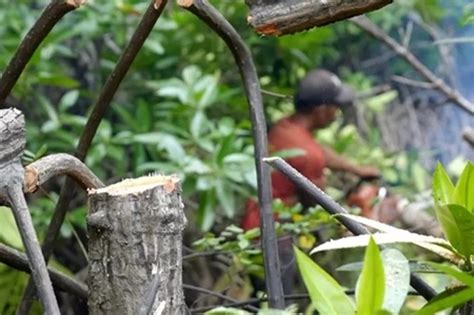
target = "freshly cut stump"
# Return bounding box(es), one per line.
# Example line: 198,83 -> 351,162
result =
87,175 -> 187,315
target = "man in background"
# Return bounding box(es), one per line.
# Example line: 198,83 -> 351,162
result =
241,69 -> 380,231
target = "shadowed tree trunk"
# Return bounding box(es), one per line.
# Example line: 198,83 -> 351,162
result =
87,175 -> 187,314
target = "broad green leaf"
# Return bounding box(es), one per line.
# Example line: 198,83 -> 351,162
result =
380,249 -> 410,314
454,162 -> 474,211
433,163 -> 466,254
427,262 -> 474,288
433,162 -> 455,205
294,246 -> 356,315
446,204 -> 474,257
414,287 -> 474,315
356,237 -> 385,315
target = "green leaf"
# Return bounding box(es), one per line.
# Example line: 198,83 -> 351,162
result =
197,190 -> 216,232
414,287 -> 474,315
432,163 -> 467,254
294,246 -> 355,315
215,179 -> 235,218
356,237 -> 385,315
380,249 -> 410,314
445,204 -> 474,257
190,110 -> 207,138
365,90 -> 397,113
433,162 -> 455,205
454,162 -> 474,211
58,90 -> 79,111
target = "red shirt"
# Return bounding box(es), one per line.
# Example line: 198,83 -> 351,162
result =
241,117 -> 326,230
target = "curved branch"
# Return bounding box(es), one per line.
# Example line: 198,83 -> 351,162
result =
0,0 -> 86,106
178,0 -> 284,308
0,243 -> 87,300
264,157 -> 437,301
24,153 -> 104,193
18,1 -> 169,312
350,16 -> 474,115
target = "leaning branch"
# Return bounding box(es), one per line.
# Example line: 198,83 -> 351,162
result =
17,1 -> 169,312
264,157 -> 437,301
0,0 -> 86,106
350,16 -> 474,115
178,0 -> 285,308
24,153 -> 104,193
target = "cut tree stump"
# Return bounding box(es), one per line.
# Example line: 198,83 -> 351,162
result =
245,0 -> 393,36
87,175 -> 187,315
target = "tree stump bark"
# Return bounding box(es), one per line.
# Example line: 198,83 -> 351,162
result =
87,175 -> 187,315
245,0 -> 393,36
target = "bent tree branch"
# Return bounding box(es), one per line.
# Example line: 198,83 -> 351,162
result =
24,153 -> 104,193
178,0 -> 285,309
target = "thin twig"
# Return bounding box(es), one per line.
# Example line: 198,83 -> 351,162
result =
350,16 -> 474,115
264,157 -> 437,301
0,243 -> 87,300
183,284 -> 260,313
17,1 -> 168,312
24,153 -> 104,193
0,0 -> 86,106
178,0 -> 284,308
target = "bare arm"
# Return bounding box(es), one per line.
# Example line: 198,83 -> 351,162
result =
321,145 -> 380,178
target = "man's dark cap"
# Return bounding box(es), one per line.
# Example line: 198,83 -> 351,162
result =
294,69 -> 355,112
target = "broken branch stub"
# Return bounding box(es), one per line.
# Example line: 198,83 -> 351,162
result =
245,0 -> 393,36
87,175 -> 187,315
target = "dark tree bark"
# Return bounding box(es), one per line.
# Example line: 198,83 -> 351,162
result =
87,175 -> 187,315
245,0 -> 392,36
